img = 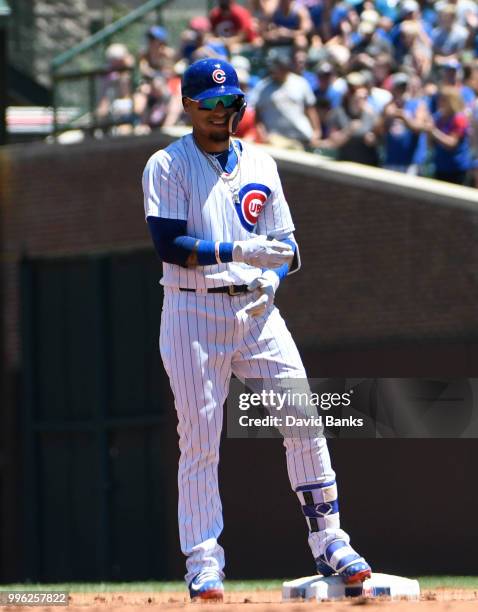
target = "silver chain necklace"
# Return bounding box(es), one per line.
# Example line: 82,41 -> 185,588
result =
194,136 -> 242,205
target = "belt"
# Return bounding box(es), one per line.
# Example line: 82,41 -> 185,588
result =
179,285 -> 249,296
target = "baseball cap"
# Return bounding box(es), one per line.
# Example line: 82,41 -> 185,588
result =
235,68 -> 250,85
442,58 -> 461,70
391,72 -> 410,88
400,0 -> 419,16
439,3 -> 457,15
148,25 -> 168,41
359,21 -> 376,35
331,4 -> 351,30
231,55 -> 251,73
266,48 -> 291,69
105,43 -> 129,62
346,71 -> 366,87
361,9 -> 380,25
174,59 -> 188,76
317,62 -> 334,74
366,44 -> 384,57
181,58 -> 245,100
189,16 -> 210,32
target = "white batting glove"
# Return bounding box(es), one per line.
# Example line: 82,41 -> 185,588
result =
232,235 -> 293,269
245,270 -> 280,317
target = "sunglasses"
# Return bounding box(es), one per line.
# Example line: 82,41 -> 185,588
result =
195,95 -> 240,110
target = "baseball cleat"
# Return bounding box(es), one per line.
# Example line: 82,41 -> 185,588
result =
316,540 -> 372,584
189,574 -> 224,601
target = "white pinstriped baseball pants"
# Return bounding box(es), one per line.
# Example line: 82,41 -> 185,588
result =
160,288 -> 349,584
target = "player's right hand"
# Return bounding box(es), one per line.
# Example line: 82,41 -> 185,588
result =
245,270 -> 280,317
232,236 -> 293,269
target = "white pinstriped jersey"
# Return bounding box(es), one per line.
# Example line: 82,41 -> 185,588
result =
142,133 -> 295,288
143,132 -> 355,587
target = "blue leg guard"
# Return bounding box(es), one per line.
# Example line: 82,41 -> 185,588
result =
295,480 -> 372,584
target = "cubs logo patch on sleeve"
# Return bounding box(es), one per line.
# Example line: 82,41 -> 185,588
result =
235,183 -> 271,231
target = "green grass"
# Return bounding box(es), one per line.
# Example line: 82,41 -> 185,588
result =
1,577 -> 478,592
0,581 -> 284,593
410,576 -> 478,590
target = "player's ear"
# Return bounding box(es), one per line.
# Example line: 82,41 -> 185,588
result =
182,97 -> 191,113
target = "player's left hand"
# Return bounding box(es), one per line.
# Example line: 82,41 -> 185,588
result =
245,270 -> 280,318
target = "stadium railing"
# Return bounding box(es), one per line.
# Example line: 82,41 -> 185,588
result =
50,0 -> 210,138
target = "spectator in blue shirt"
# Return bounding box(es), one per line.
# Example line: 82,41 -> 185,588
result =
426,85 -> 472,184
309,0 -> 335,44
179,16 -> 229,63
432,4 -> 469,65
389,0 -> 432,51
349,11 -> 393,70
394,20 -> 432,78
262,0 -> 313,48
313,61 -> 347,108
292,48 -> 318,89
427,60 -> 476,114
379,72 -> 429,174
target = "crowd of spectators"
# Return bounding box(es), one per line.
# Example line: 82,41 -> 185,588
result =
96,0 -> 478,187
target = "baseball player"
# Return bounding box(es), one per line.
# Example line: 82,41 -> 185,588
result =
142,58 -> 371,601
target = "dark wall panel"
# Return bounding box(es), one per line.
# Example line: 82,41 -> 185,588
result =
34,261 -> 104,421
109,427 -> 167,579
62,262 -> 106,421
109,256 -> 149,417
218,437 -> 478,579
20,252 -> 169,581
108,253 -> 163,417
39,432 -> 100,580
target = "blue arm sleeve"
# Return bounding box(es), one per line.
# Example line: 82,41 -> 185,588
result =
147,216 -> 234,266
265,238 -> 297,282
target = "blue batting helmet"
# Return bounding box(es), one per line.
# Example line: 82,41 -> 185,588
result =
181,58 -> 245,101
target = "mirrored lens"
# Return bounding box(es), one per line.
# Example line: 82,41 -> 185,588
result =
198,95 -> 239,110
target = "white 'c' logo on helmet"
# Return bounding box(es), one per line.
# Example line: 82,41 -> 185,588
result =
212,69 -> 226,84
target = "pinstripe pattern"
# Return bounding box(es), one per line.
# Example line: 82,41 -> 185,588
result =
148,134 -> 350,586
142,134 -> 294,289
160,289 -> 343,584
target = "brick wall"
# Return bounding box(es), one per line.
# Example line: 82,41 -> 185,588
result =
276,159 -> 478,349
2,132 -> 478,370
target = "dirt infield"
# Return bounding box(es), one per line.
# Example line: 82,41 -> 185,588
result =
8,588 -> 473,612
